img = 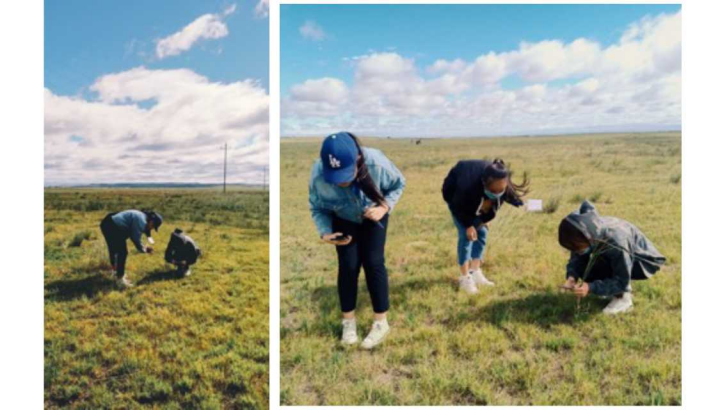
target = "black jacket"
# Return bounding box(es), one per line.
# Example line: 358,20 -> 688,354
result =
442,160 -> 523,228
164,229 -> 201,265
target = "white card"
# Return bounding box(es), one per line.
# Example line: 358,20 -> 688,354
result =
527,199 -> 543,212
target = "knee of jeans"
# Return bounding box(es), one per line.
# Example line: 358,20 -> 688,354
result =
339,259 -> 361,275
362,255 -> 386,272
476,226 -> 488,241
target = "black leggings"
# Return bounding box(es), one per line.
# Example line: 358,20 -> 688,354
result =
100,214 -> 128,278
333,214 -> 390,314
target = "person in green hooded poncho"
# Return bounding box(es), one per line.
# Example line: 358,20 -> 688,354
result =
558,201 -> 666,314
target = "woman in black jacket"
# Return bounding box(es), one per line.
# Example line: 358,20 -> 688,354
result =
442,159 -> 529,294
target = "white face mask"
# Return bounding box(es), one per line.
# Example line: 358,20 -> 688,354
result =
484,188 -> 505,200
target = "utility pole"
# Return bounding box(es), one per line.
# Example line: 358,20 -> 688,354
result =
223,142 -> 227,194
263,166 -> 267,191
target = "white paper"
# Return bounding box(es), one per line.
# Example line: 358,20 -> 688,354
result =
526,199 -> 543,212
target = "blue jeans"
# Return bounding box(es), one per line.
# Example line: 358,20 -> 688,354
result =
452,214 -> 488,266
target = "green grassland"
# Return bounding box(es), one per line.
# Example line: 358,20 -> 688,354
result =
280,132 -> 681,405
45,189 -> 268,409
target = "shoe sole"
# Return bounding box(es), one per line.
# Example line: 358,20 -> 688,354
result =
603,305 -> 633,315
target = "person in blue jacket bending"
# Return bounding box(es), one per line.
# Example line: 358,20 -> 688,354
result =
99,209 -> 163,289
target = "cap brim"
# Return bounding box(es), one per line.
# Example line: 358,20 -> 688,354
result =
323,165 -> 355,184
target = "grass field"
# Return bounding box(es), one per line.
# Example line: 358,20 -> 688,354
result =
280,132 -> 681,405
44,188 -> 269,409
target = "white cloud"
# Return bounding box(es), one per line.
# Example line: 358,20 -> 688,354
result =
299,20 -> 326,41
45,67 -> 268,185
155,5 -> 236,59
283,77 -> 349,117
282,10 -> 681,137
254,0 -> 269,19
290,77 -> 348,104
463,52 -> 508,85
223,4 -> 237,17
426,58 -> 467,75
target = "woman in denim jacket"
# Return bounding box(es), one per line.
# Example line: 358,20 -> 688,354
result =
309,132 -> 405,349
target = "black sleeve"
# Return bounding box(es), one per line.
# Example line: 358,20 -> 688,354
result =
443,165 -> 476,227
588,247 -> 632,296
441,165 -> 458,204
566,253 -> 587,279
164,235 -> 177,263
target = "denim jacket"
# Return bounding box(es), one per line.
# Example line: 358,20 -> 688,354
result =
111,210 -> 148,252
309,147 -> 406,237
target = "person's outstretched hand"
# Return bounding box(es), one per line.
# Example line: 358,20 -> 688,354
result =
466,226 -> 478,241
573,282 -> 590,298
322,232 -> 352,246
560,277 -> 576,291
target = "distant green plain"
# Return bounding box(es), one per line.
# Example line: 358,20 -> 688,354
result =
45,189 -> 269,409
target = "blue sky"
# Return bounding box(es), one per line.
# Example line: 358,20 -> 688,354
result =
280,4 -> 682,137
45,0 -> 270,185
46,0 -> 268,95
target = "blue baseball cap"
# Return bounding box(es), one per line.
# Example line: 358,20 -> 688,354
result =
146,211 -> 163,232
320,132 -> 359,184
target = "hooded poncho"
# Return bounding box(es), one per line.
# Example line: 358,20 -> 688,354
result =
563,200 -> 666,296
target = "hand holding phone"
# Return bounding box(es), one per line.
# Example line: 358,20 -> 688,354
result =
322,232 -> 352,246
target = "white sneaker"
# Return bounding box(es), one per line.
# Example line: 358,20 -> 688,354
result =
116,276 -> 134,289
459,274 -> 478,294
361,319 -> 390,350
470,269 -> 495,286
603,293 -> 633,315
341,318 -> 359,345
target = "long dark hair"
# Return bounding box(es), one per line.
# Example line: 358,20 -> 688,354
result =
483,158 -> 530,204
346,133 -> 386,206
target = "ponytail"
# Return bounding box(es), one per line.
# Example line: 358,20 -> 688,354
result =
346,133 -> 386,206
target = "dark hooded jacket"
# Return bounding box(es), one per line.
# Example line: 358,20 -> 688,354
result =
564,201 -> 666,296
442,160 -> 524,228
164,229 -> 201,266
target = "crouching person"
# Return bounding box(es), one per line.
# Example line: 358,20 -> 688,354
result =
164,228 -> 201,277
99,209 -> 163,289
558,200 -> 666,314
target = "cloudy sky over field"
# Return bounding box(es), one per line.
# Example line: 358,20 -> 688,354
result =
281,4 -> 681,137
45,0 -> 269,186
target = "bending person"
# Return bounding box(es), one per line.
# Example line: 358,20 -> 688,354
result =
442,158 -> 529,294
309,132 -> 406,349
558,200 -> 666,314
99,209 -> 163,289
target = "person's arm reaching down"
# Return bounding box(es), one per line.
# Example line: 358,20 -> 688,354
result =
588,248 -> 632,296
129,217 -> 146,253
378,161 -> 406,212
309,182 -> 333,238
